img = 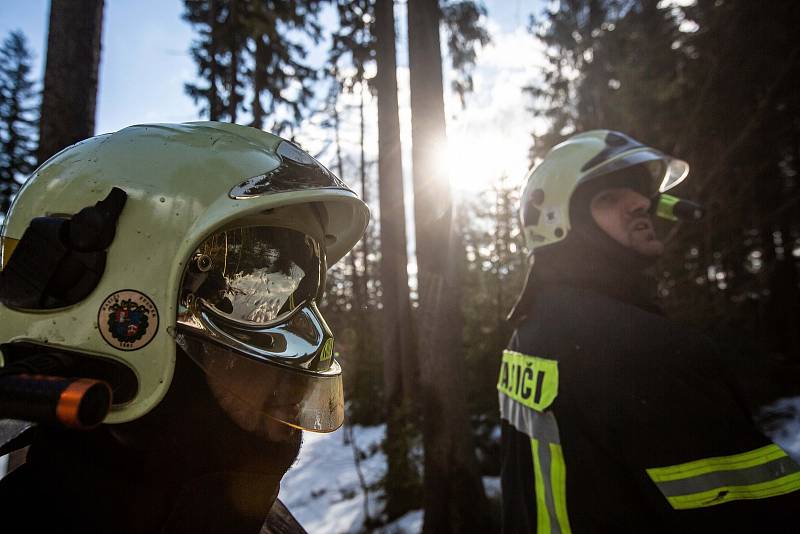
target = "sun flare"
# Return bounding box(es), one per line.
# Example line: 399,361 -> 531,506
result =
439,132 -> 530,194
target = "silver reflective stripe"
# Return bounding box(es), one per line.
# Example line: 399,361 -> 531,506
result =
499,391 -> 561,443
656,455 -> 800,497
501,392 -> 572,533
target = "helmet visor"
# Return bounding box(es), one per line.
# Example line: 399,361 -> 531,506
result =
177,331 -> 344,432
177,226 -> 343,433
659,158 -> 690,192
182,226 -> 324,326
581,149 -> 690,195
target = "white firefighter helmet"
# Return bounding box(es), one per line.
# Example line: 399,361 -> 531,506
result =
0,122 -> 369,431
520,130 -> 689,252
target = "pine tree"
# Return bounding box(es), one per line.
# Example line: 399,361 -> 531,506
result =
460,176 -> 526,419
327,0 -> 380,429
246,1 -> 324,131
407,0 -> 492,530
0,31 -> 38,215
526,0 -> 618,161
373,0 -> 421,519
441,1 -> 491,107
324,0 -> 494,523
184,0 -> 324,131
329,0 -> 375,304
184,0 -> 226,120
330,0 -> 375,86
661,0 -> 800,368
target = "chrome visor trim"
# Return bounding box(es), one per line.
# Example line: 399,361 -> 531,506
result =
181,299 -> 337,375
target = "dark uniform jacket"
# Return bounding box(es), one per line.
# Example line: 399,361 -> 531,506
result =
500,283 -> 800,533
0,426 -> 307,534
0,353 -> 306,534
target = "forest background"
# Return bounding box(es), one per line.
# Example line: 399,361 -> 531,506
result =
1,0 -> 799,532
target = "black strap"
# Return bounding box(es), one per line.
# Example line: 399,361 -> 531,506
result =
0,187 -> 127,309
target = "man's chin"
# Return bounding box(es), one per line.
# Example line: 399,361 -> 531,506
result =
632,239 -> 664,258
626,227 -> 664,257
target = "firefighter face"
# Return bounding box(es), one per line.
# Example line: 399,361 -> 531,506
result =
205,363 -> 304,445
590,187 -> 664,258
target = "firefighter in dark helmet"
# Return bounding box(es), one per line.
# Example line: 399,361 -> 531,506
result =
499,130 -> 800,533
0,122 -> 369,533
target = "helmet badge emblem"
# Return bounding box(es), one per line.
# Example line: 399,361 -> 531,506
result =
544,208 -> 561,226
98,290 -> 159,351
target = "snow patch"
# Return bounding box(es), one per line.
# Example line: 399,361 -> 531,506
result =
760,396 -> 800,464
278,424 -> 504,533
482,476 -> 502,500
280,425 -> 388,533
375,510 -> 423,534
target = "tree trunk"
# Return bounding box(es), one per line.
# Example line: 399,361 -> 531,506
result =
227,0 -> 239,122
37,0 -> 104,164
250,37 -> 266,129
208,0 -> 220,121
406,0 -> 491,532
358,82 -> 370,306
375,0 -> 419,519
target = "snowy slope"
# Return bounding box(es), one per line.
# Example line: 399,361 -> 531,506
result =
279,424 -> 500,534
279,425 -> 391,533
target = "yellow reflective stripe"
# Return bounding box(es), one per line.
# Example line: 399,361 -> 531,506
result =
531,438 -> 572,533
647,444 -> 800,510
550,443 -> 572,534
498,350 -> 559,412
665,471 -> 800,510
531,439 -> 551,534
647,444 -> 788,482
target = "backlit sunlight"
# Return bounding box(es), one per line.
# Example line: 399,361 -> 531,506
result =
439,131 -> 531,194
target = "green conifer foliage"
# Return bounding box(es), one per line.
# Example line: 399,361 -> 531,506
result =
183,0 -> 324,132
0,31 -> 38,215
441,1 -> 491,107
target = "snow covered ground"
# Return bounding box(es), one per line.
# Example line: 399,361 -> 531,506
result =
279,424 -> 501,534
279,425 -> 390,533
760,396 -> 800,464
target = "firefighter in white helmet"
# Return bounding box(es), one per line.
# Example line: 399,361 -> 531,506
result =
0,122 -> 369,533
500,130 -> 800,533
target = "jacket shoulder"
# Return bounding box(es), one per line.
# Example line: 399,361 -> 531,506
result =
514,284 -> 677,351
